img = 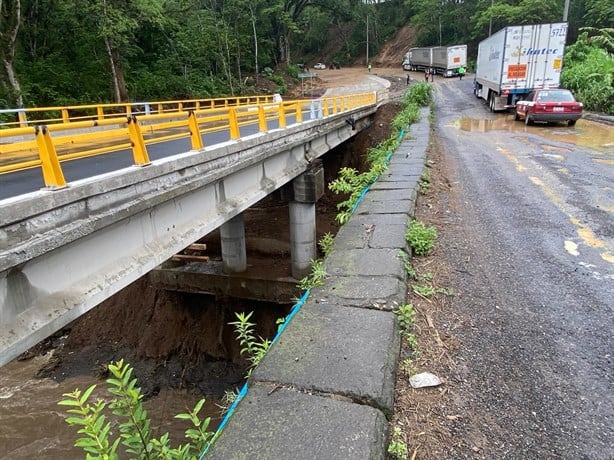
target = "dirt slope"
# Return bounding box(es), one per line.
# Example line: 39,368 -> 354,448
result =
370,25 -> 416,67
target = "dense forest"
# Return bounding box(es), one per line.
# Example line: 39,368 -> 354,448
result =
0,0 -> 612,112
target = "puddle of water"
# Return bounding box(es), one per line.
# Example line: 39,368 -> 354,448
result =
458,116 -> 614,153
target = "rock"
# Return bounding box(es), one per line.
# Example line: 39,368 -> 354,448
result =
409,371 -> 443,388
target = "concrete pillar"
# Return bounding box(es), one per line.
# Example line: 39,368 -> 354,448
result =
290,161 -> 325,279
290,201 -> 317,279
220,214 -> 247,273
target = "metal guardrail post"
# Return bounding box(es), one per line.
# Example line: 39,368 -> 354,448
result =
127,116 -> 151,166
188,111 -> 204,150
18,110 -> 27,127
278,104 -> 287,128
229,108 -> 240,139
295,103 -> 303,123
97,106 -> 104,120
61,108 -> 69,123
35,125 -> 67,188
258,106 -> 267,132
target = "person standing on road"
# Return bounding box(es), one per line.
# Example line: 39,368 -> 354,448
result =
368,63 -> 372,73
458,65 -> 465,80
407,74 -> 410,85
430,67 -> 435,82
425,69 -> 430,82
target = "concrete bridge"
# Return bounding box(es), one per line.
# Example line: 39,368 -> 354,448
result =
0,92 -> 381,367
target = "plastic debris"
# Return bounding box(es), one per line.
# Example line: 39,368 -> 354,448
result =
409,372 -> 443,388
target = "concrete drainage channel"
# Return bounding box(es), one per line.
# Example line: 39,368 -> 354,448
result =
206,107 -> 431,459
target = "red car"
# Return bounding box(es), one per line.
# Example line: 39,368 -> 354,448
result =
515,89 -> 583,126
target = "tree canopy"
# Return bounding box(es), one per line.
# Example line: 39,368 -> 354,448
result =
0,0 -> 609,109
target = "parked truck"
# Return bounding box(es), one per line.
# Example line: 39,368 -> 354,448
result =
402,45 -> 467,77
474,22 -> 568,111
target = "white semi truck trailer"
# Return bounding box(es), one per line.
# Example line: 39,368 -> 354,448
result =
474,22 -> 568,111
402,45 -> 467,77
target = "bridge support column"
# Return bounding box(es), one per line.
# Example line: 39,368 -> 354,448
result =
290,161 -> 325,279
221,215 -> 247,273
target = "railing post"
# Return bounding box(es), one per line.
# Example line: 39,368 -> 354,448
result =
188,111 -> 204,150
97,106 -> 104,121
35,125 -> 67,189
61,108 -> 70,124
127,116 -> 151,166
295,103 -> 303,122
228,107 -> 240,139
323,99 -> 329,117
258,105 -> 268,132
278,103 -> 286,128
17,110 -> 27,127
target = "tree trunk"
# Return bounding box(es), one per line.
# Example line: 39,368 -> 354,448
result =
104,37 -> 128,102
0,0 -> 23,107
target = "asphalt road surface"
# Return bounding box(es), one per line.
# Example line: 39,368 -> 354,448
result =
429,76 -> 613,458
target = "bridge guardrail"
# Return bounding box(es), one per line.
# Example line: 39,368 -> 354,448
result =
0,95 -> 276,129
0,92 -> 376,190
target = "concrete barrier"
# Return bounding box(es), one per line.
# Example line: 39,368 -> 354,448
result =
206,107 -> 430,459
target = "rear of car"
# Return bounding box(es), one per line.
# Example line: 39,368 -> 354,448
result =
515,89 -> 583,126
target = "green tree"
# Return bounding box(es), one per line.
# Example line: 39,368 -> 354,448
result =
0,0 -> 23,107
562,29 -> 614,114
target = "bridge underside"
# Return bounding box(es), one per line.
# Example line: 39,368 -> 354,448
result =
0,106 -> 375,367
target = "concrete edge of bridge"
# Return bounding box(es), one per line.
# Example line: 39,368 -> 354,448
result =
204,106 -> 431,459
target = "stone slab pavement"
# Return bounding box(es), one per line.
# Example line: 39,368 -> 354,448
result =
205,106 -> 430,459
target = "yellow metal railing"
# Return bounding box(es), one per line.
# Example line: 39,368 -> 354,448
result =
0,92 -> 376,189
0,95 -> 276,129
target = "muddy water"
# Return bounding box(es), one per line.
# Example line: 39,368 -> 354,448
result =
0,354 -> 222,459
457,116 -> 613,153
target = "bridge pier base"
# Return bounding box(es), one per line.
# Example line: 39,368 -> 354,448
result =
290,161 -> 325,279
220,215 -> 247,273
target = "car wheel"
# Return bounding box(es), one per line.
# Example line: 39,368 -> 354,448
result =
525,113 -> 532,126
568,119 -> 576,127
489,96 -> 495,112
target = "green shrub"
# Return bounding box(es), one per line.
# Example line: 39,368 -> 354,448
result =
406,220 -> 437,256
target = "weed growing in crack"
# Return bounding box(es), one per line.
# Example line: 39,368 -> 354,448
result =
397,250 -> 417,279
395,304 -> 417,349
298,258 -> 327,291
229,311 -> 271,378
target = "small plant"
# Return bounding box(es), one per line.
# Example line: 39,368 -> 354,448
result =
229,311 -> 271,377
217,388 -> 239,415
318,232 -> 334,257
397,251 -> 417,279
298,258 -> 327,290
405,220 -> 437,256
412,283 -> 436,297
388,426 -> 409,460
419,168 -> 431,194
395,304 -> 415,333
400,358 -> 415,377
59,359 -> 213,459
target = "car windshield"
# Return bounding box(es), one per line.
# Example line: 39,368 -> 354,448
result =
536,90 -> 575,102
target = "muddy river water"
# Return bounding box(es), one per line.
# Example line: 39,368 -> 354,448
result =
0,353 -> 222,459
